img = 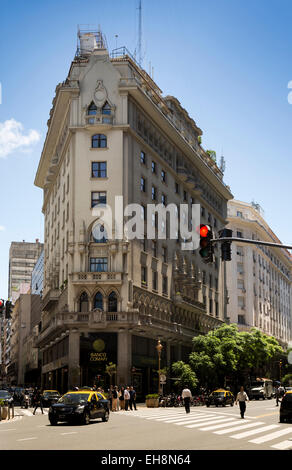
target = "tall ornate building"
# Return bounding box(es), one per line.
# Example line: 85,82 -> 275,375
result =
34,30 -> 233,395
226,200 -> 292,347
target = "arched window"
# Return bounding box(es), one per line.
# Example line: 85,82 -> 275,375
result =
79,292 -> 89,312
92,134 -> 107,148
94,292 -> 103,310
102,102 -> 111,115
88,102 -> 97,115
108,291 -> 118,312
92,224 -> 108,243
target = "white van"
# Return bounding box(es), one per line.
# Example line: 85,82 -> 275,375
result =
249,378 -> 273,400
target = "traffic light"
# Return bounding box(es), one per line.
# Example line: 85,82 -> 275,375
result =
0,299 -> 4,316
199,224 -> 214,263
5,300 -> 13,319
218,228 -> 233,261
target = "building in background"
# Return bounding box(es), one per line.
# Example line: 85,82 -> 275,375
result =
8,240 -> 43,304
34,29 -> 233,395
31,250 -> 44,296
226,200 -> 292,347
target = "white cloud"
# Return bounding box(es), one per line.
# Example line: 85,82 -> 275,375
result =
0,226 -> 5,231
0,118 -> 40,158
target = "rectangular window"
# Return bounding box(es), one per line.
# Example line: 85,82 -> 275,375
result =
140,151 -> 146,164
141,266 -> 147,285
151,186 -> 157,200
91,191 -> 107,208
141,204 -> 146,220
92,162 -> 107,178
162,276 -> 168,295
209,298 -> 213,314
215,301 -> 219,317
175,182 -> 179,194
161,170 -> 166,183
201,206 -> 205,217
162,246 -> 167,263
90,257 -> 108,272
237,231 -> 243,238
151,161 -> 156,173
141,177 -> 146,192
183,191 -> 187,201
161,194 -> 166,206
152,271 -> 158,290
152,240 -> 157,258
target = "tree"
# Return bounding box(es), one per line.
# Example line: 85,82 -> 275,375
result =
105,362 -> 117,387
282,374 -> 292,386
172,361 -> 198,391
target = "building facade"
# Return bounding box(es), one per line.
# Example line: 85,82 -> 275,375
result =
226,200 -> 292,347
34,31 -> 233,395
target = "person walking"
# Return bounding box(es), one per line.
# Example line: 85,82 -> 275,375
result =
182,385 -> 192,413
108,385 -> 113,411
33,388 -> 44,415
236,386 -> 249,418
112,386 -> 118,412
124,386 -> 130,411
129,386 -> 137,410
119,386 -> 125,410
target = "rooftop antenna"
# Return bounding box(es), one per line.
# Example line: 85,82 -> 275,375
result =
138,0 -> 142,66
219,149 -> 226,174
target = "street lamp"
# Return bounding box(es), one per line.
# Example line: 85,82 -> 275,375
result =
156,339 -> 163,395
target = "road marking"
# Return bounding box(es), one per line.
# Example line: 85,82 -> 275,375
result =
254,412 -> 279,418
60,432 -> 78,435
17,437 -> 37,441
185,417 -> 231,428
249,428 -> 292,444
199,418 -> 238,431
271,440 -> 292,450
159,414 -> 213,423
214,421 -> 265,435
231,424 -> 279,439
0,428 -> 16,432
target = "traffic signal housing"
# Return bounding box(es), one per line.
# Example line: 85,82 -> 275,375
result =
218,228 -> 233,261
0,299 -> 4,316
5,300 -> 13,319
199,224 -> 214,263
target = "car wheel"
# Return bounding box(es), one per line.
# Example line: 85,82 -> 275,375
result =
49,418 -> 58,426
102,411 -> 109,422
231,402 -> 234,407
82,412 -> 90,425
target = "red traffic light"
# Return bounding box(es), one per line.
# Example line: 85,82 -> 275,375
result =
200,225 -> 210,238
0,300 -> 3,307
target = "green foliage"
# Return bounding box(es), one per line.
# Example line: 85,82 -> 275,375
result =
282,373 -> 292,385
172,361 -> 198,391
188,324 -> 284,388
206,150 -> 217,162
146,394 -> 159,399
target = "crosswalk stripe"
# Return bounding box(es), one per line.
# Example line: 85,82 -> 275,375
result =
159,414 -> 212,423
231,424 -> 279,439
249,428 -> 292,444
214,421 -> 265,435
185,417 -> 230,428
199,418 -> 238,431
146,413 -> 187,420
271,440 -> 292,450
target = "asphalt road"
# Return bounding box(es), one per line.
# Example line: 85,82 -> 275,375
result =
0,399 -> 291,451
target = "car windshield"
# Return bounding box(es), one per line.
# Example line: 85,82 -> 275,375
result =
44,392 -> 59,396
58,393 -> 89,405
0,391 -> 10,398
212,392 -> 225,397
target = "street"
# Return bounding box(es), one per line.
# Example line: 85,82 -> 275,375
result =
1,399 -> 291,450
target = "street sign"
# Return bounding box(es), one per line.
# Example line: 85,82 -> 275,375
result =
160,374 -> 166,383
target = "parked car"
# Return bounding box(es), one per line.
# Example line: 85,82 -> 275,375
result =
42,390 -> 61,407
280,391 -> 292,423
0,390 -> 14,406
206,389 -> 234,407
48,390 -> 109,425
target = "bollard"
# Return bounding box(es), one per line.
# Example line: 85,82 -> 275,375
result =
8,405 -> 10,420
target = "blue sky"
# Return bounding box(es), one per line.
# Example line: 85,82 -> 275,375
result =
0,0 -> 292,299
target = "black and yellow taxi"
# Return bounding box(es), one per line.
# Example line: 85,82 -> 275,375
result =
42,390 -> 61,407
206,389 -> 234,407
280,390 -> 292,423
48,389 -> 109,425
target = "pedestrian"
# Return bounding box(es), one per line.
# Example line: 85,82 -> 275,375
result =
236,386 -> 249,418
129,386 -> 137,410
33,388 -> 44,415
275,386 -> 281,406
108,385 -> 113,411
182,385 -> 192,413
119,386 -> 125,410
124,386 -> 130,411
92,384 -> 97,391
112,386 -> 118,412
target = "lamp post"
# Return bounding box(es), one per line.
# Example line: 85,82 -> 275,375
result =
156,339 -> 163,395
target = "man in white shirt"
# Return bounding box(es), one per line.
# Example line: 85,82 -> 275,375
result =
124,386 -> 130,411
236,386 -> 249,418
182,385 -> 192,413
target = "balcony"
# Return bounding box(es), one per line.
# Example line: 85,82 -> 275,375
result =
71,272 -> 123,285
42,289 -> 60,310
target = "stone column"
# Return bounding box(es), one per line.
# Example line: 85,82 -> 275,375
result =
166,341 -> 171,393
68,330 -> 80,389
117,330 -> 131,385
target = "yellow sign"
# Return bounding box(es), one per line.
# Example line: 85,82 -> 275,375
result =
90,352 -> 107,362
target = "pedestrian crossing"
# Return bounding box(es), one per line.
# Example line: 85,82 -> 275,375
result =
126,408 -> 292,450
16,408 -> 48,417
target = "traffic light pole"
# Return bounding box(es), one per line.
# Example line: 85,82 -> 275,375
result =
211,237 -> 292,250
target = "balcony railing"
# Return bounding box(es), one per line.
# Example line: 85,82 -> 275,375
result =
71,272 -> 123,284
